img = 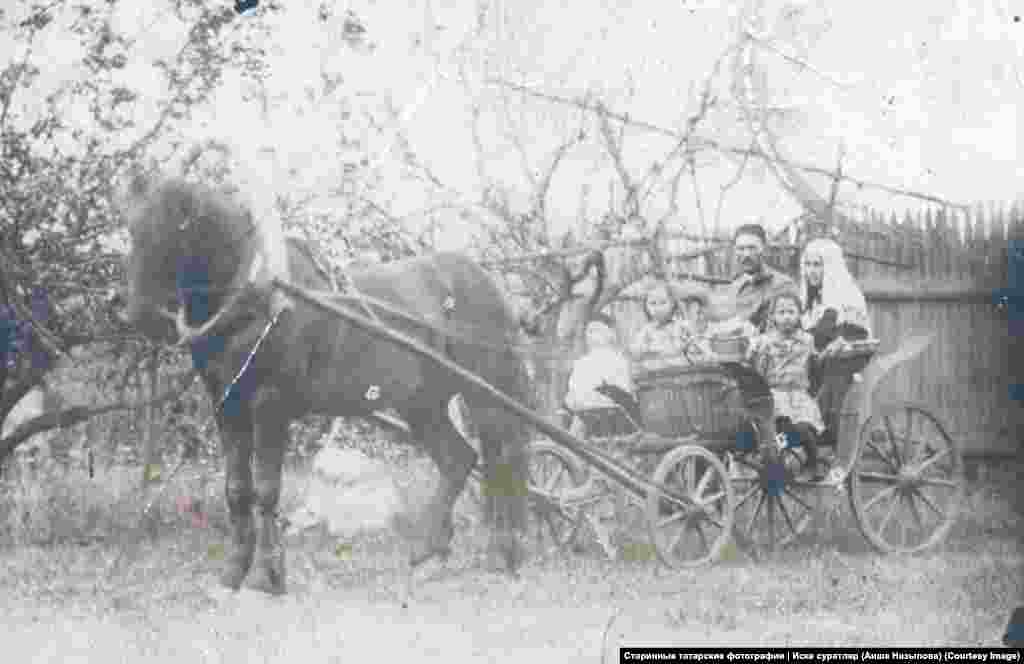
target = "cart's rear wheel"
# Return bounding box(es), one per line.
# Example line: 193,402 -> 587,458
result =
848,402 -> 964,553
646,445 -> 735,568
527,440 -> 586,552
730,444 -> 816,554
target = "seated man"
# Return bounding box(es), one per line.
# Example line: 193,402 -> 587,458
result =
712,223 -> 799,337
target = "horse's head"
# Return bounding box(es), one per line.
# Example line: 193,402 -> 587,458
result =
119,172 -> 256,344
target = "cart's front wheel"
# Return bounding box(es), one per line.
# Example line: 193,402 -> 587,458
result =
527,440 -> 587,553
848,402 -> 964,554
646,445 -> 735,568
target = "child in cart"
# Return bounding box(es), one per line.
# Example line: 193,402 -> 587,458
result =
746,292 -> 828,480
630,281 -> 688,367
564,312 -> 639,438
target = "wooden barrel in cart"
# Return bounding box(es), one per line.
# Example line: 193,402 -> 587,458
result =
633,363 -> 745,442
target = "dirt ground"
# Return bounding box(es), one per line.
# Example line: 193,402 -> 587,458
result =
1,457 -> 1019,662
2,527 -> 1018,664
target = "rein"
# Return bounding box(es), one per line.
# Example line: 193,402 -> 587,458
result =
157,280 -> 582,364
147,223 -> 588,366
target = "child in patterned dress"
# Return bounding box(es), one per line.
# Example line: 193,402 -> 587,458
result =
629,281 -> 687,364
746,292 -> 826,479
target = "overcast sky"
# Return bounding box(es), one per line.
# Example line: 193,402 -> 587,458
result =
8,0 -> 1022,250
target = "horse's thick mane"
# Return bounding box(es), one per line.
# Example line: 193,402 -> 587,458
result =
136,176 -> 255,267
149,177 -> 251,241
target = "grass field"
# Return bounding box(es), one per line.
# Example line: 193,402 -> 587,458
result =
0,447 -> 1020,662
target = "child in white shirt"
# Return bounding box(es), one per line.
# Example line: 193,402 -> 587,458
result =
565,312 -> 636,437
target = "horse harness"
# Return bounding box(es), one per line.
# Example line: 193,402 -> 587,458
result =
302,243 -> 463,403
173,210 -> 285,413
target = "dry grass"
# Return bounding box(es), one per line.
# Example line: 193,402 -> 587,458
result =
0,448 -> 1020,661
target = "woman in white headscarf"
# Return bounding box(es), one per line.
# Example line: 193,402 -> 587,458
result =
799,238 -> 874,485
799,238 -> 871,353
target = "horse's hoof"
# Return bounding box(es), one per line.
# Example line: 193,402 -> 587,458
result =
247,556 -> 286,596
484,547 -> 509,574
247,569 -> 286,596
408,543 -> 450,568
220,563 -> 249,591
486,533 -> 526,575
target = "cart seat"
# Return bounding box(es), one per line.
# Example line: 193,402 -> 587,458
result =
816,338 -> 881,442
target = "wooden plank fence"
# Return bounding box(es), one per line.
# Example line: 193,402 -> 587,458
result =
844,205 -> 1022,460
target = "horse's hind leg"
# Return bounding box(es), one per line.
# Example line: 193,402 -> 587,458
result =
466,399 -> 529,575
216,412 -> 256,590
405,401 -> 478,566
247,386 -> 289,596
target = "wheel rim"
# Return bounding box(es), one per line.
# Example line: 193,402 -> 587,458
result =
527,441 -> 585,552
849,403 -> 964,554
646,445 -> 735,568
731,445 -> 815,554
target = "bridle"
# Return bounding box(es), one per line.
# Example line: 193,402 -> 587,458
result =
142,212 -> 265,348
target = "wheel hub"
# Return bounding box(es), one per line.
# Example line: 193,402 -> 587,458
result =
760,459 -> 788,497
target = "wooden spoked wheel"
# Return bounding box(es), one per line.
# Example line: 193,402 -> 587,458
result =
646,445 -> 735,568
730,443 -> 816,554
526,440 -> 587,552
848,402 -> 964,554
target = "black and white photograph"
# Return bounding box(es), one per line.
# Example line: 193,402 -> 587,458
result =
0,0 -> 1021,658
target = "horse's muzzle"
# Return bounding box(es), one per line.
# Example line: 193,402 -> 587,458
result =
115,288 -> 185,343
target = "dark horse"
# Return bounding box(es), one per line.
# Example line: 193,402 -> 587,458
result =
120,174 -> 532,595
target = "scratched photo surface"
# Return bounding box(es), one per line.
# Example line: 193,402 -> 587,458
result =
0,0 -> 1020,659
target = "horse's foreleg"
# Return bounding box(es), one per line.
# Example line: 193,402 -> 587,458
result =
406,404 -> 478,567
218,412 -> 255,590
248,387 -> 288,596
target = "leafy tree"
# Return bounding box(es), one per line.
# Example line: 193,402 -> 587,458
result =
0,0 -> 283,463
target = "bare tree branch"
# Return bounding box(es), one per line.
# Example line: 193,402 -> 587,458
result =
485,78 -> 968,211
0,1 -> 61,132
656,159 -> 689,229
1,370 -> 199,461
742,29 -> 852,90
826,140 -> 846,224
714,141 -> 754,233
689,156 -> 707,236
534,112 -> 589,227
732,32 -> 863,230
640,43 -> 733,211
596,102 -> 636,218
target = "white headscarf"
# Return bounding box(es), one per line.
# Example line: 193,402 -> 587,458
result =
799,238 -> 871,334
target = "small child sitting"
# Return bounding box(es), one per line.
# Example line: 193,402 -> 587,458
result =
630,281 -> 688,365
565,312 -> 637,437
746,293 -> 826,479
